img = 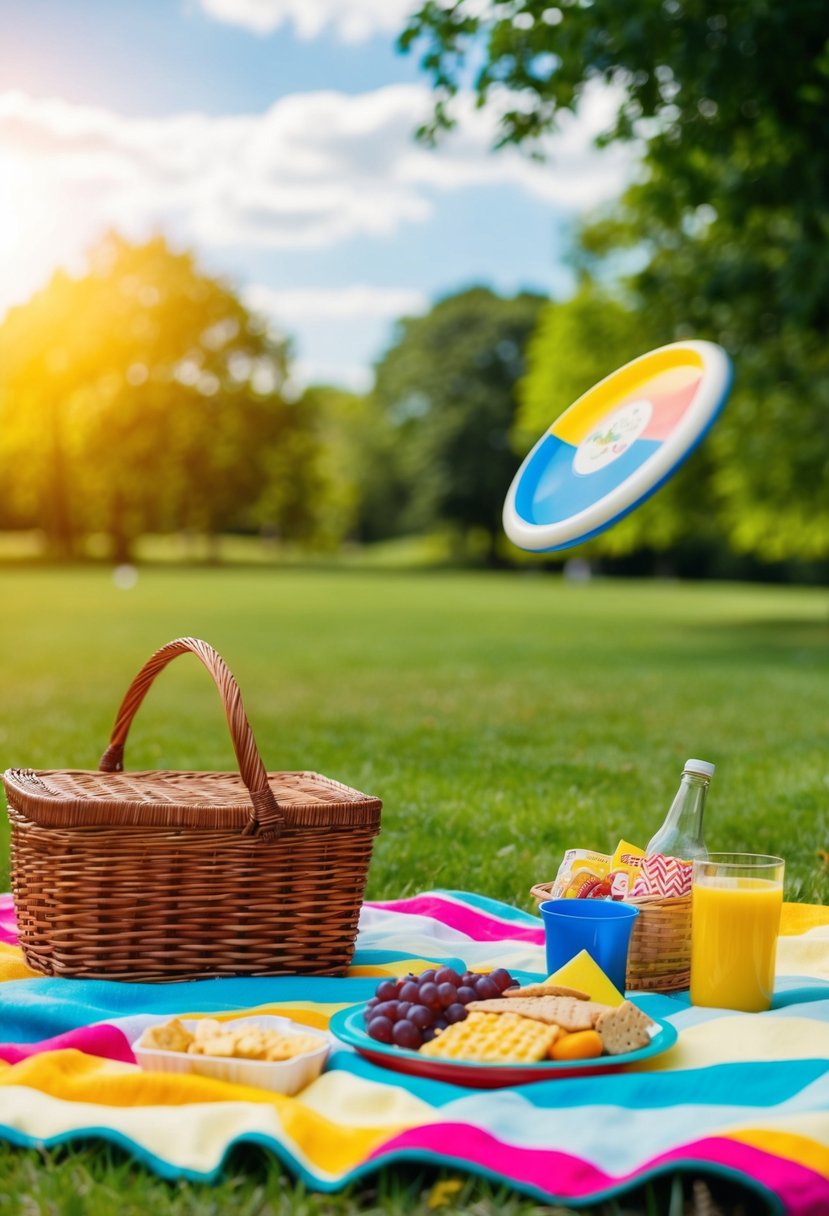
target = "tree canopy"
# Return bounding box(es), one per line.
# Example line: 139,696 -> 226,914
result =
372,286 -> 546,556
400,1 -> 829,560
0,234 -> 336,560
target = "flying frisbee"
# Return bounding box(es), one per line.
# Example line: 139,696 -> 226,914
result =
503,340 -> 732,553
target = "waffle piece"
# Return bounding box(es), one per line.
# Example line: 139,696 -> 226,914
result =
595,1001 -> 655,1055
467,996 -> 609,1032
419,1011 -> 560,1063
504,982 -> 590,1001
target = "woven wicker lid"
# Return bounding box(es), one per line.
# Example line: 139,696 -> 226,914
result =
3,767 -> 382,831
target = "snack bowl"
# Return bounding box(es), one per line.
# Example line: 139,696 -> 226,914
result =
133,1015 -> 331,1095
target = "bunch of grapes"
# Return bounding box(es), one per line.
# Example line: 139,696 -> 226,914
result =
363,966 -> 516,1050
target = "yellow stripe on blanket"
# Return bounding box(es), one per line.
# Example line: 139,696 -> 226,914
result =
0,1050 -> 421,1175
729,1119 -> 829,1180
640,1016 -> 829,1072
780,904 -> 829,936
0,943 -> 39,982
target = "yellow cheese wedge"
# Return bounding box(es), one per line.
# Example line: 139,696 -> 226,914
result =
545,950 -> 625,1006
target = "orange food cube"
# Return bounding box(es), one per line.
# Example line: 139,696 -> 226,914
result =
550,1029 -> 603,1061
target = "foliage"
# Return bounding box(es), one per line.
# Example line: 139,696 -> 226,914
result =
400,1 -> 829,560
0,234 -> 332,561
372,286 -> 546,556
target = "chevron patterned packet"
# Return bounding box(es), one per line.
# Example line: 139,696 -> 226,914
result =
631,854 -> 694,898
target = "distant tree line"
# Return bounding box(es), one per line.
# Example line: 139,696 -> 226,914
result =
0,227 -> 826,578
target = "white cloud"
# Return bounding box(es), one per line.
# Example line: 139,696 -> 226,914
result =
0,82 -> 636,317
198,0 -> 415,42
245,283 -> 428,322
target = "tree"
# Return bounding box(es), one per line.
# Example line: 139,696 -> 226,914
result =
0,234 -> 324,560
400,1 -> 829,560
372,286 -> 546,558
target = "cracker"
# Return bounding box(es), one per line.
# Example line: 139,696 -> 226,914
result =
594,1001 -> 655,1055
504,982 -> 590,1001
143,1017 -> 323,1062
141,1018 -> 194,1053
419,1011 -> 559,1063
468,996 -> 608,1032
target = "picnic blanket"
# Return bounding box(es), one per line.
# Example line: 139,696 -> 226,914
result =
0,890 -> 828,1215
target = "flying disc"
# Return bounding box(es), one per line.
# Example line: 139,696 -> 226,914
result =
503,340 -> 732,552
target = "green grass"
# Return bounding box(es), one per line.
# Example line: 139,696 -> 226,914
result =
0,566 -> 826,1212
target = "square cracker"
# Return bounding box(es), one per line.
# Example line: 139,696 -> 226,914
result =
467,996 -> 609,1032
595,1000 -> 655,1055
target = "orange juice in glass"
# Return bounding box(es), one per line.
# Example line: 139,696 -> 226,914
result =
690,853 -> 785,1012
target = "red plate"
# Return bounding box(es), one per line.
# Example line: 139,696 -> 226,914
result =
329,1003 -> 677,1088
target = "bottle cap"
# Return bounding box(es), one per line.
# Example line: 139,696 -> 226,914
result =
684,758 -> 715,778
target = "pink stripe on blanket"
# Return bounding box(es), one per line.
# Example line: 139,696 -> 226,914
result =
369,1126 -> 824,1215
0,1024 -> 134,1065
0,895 -> 18,946
366,896 -> 544,944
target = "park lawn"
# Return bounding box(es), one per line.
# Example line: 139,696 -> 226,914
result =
0,565 -> 826,1213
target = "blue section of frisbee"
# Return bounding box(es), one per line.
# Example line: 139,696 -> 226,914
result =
514,433 -> 662,526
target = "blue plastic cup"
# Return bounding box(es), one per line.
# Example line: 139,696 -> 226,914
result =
539,898 -> 640,992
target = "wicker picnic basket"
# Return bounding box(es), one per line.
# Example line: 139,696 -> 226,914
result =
529,882 -> 691,993
2,637 -> 382,982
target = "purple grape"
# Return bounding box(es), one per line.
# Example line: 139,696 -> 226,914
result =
437,982 -> 458,1008
445,1003 -> 467,1024
461,972 -> 477,986
433,1015 -> 449,1031
455,985 -> 477,1005
419,969 -> 437,985
421,1026 -> 437,1043
396,1001 -> 413,1020
398,981 -> 420,1004
367,1016 -> 393,1043
474,976 -> 500,1001
489,968 -> 515,992
375,979 -> 399,1003
373,1000 -> 400,1022
409,1004 -> 435,1029
435,967 -> 461,987
418,982 -> 440,1010
392,1019 -> 422,1049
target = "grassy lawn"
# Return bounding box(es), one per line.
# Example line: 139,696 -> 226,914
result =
0,565 -> 826,1212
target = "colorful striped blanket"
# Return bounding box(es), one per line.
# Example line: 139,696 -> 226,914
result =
1,890 -> 827,1214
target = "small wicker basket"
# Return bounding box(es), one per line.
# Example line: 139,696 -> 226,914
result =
529,882 -> 691,993
3,637 -> 382,982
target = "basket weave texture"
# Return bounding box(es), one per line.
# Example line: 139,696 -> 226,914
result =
3,638 -> 382,982
529,881 -> 691,994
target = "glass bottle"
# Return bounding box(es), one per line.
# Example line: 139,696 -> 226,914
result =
645,759 -> 714,861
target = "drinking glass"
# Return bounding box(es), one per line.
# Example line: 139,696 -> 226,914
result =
690,853 -> 785,1012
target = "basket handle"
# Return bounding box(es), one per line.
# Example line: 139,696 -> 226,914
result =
99,637 -> 285,840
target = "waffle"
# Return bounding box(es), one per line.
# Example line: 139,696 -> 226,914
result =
419,1011 -> 560,1063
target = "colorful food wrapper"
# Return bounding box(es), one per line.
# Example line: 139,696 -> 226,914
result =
630,853 -> 693,898
550,841 -> 644,900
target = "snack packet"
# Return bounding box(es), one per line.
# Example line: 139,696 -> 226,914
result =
549,840 -> 645,900
606,840 -> 645,899
550,848 -> 611,899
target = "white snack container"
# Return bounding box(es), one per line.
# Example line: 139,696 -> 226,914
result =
133,1015 -> 330,1095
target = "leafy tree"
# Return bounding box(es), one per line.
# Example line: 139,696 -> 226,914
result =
372,286 -> 546,558
0,234 -> 324,561
400,1 -> 829,560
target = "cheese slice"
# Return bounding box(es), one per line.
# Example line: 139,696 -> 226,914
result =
546,950 -> 625,1006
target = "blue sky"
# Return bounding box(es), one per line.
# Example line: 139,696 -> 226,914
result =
0,0 -> 635,390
